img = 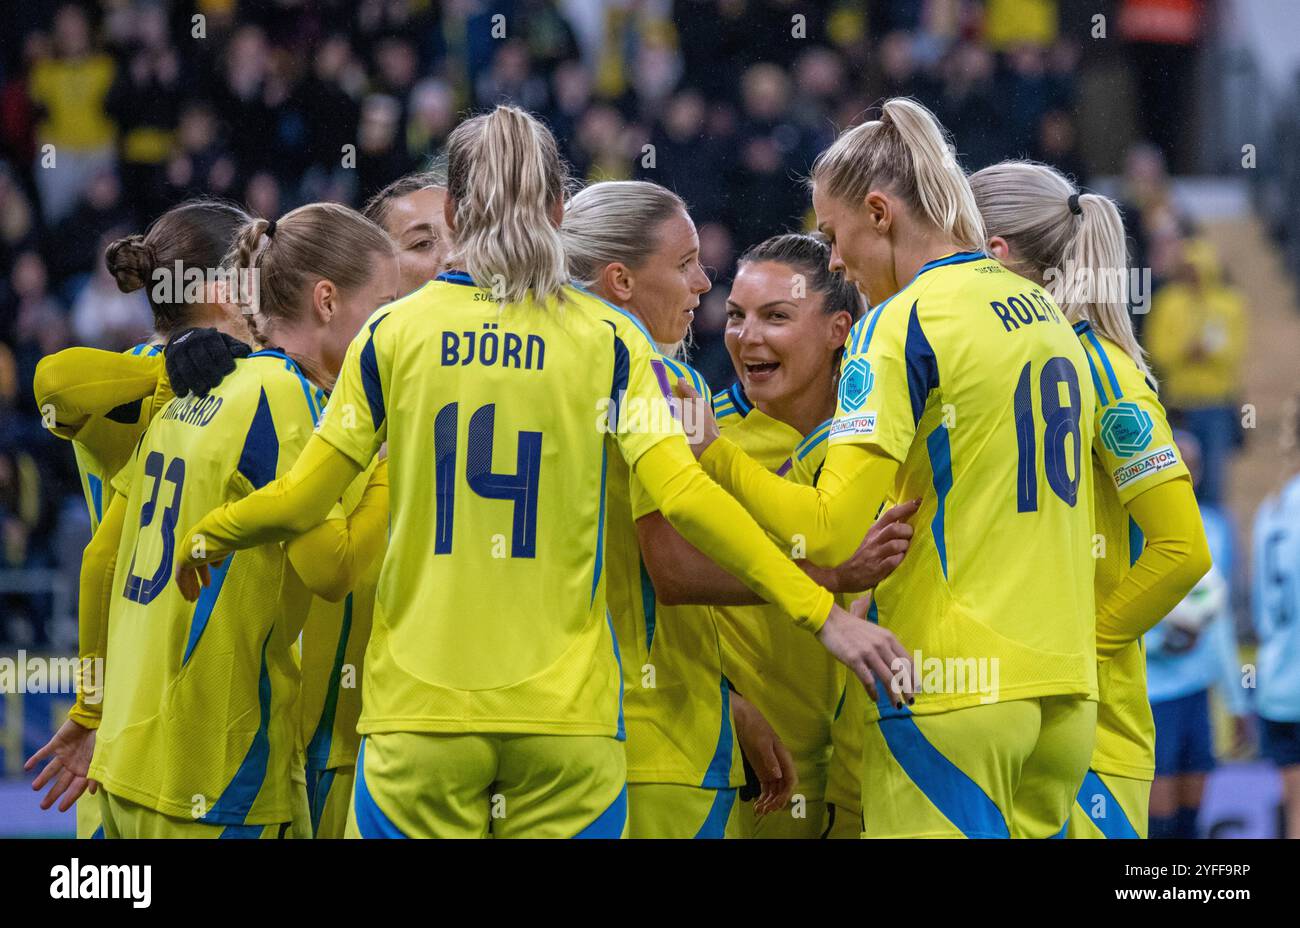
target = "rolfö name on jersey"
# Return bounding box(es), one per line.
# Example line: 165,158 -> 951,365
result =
989,290 -> 1063,333
159,393 -> 223,427
1113,444 -> 1179,489
442,323 -> 545,370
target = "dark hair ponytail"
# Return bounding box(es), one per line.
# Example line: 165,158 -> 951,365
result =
104,199 -> 251,336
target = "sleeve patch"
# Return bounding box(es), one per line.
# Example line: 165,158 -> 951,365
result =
1100,401 -> 1154,458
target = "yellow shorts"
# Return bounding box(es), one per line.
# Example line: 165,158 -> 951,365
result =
862,696 -> 1095,838
97,789 -> 286,838
77,795 -> 104,839
740,795 -> 827,839
306,766 -> 355,839
1066,769 -> 1150,839
821,802 -> 863,839
346,732 -> 627,838
627,783 -> 746,838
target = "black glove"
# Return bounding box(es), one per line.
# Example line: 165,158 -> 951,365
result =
165,327 -> 251,397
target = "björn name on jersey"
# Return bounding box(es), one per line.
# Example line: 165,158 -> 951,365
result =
441,323 -> 546,370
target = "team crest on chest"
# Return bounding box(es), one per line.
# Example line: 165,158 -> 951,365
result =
839,357 -> 875,413
1101,401 -> 1154,458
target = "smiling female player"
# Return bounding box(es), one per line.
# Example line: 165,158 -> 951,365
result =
678,97 -> 1101,838
173,105 -> 907,838
80,204 -> 398,837
686,233 -> 919,838
971,161 -> 1210,838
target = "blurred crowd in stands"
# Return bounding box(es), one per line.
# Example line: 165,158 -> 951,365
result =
0,0 -> 1243,646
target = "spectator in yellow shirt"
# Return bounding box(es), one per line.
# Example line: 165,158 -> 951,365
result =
27,4 -> 117,223
1146,237 -> 1247,504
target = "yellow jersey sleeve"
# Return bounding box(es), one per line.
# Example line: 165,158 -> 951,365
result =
827,299 -> 916,462
34,346 -> 164,438
316,309 -> 392,468
629,357 -> 711,519
1078,324 -> 1189,504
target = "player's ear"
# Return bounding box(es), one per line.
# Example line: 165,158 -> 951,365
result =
442,193 -> 457,236
987,235 -> 1011,263
864,191 -> 891,236
601,262 -> 634,304
313,278 -> 336,324
826,309 -> 852,349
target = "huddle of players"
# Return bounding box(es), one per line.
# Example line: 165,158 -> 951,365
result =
26,97 -> 1214,839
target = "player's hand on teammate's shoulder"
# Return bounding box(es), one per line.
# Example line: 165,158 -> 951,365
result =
24,718 -> 99,813
672,378 -> 717,459
165,327 -> 251,397
817,600 -> 913,708
831,498 -> 921,592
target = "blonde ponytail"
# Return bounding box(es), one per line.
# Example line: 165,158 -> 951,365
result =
812,97 -> 985,250
969,160 -> 1150,380
446,105 -> 570,306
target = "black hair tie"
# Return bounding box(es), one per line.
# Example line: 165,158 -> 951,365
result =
1067,193 -> 1082,216
265,219 -> 277,239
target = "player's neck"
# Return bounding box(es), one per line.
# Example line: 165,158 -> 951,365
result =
891,229 -> 967,293
268,325 -> 332,390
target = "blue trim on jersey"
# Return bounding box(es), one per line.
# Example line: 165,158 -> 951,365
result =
700,677 -> 734,789
87,473 -> 104,524
435,271 -> 476,286
693,787 -> 737,838
1084,329 -> 1123,401
305,594 -> 353,768
605,610 -> 626,741
236,388 -> 279,489
590,445 -> 609,605
1050,822 -> 1068,839
833,685 -> 847,722
91,824 -> 104,839
1129,517 -> 1145,568
877,708 -> 1011,838
796,420 -> 832,461
353,737 -> 407,838
575,286 -> 656,345
915,251 -> 986,276
359,315 -> 390,430
854,301 -> 888,356
1072,320 -> 1092,336
1076,769 -> 1140,838
308,767 -> 336,838
202,631 -> 274,825
218,823 -> 265,838
639,558 -> 657,652
926,425 -> 953,579
714,401 -> 738,419
905,301 -> 939,425
727,382 -> 752,416
182,556 -> 234,665
247,350 -> 323,424
574,783 -> 628,838
130,341 -> 162,357
1080,342 -> 1110,407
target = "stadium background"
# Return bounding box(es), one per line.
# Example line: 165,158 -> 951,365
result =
0,0 -> 1296,836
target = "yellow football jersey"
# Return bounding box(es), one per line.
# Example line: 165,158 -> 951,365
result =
598,328 -> 744,789
299,458 -> 382,774
830,252 -> 1098,720
1076,321 -> 1189,780
712,412 -> 844,799
68,342 -> 167,532
315,273 -> 680,739
90,350 -> 327,825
